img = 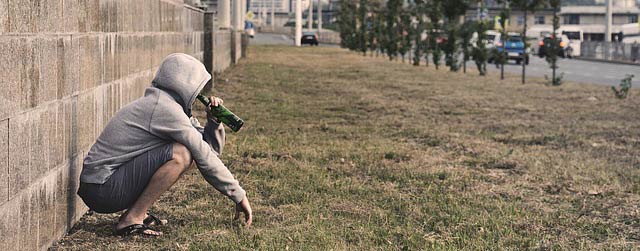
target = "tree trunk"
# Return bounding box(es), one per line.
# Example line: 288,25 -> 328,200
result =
522,8 -> 527,84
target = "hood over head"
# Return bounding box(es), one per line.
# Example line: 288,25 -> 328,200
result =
152,53 -> 212,115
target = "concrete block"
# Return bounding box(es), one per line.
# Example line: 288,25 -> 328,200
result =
23,37 -> 41,109
30,109 -> 48,182
0,37 -> 40,112
37,0 -> 63,32
102,34 -> 117,83
19,189 -> 39,251
55,101 -> 67,167
77,92 -> 95,152
7,0 -> 37,33
66,96 -> 78,159
57,36 -> 79,99
86,0 -> 101,32
0,0 -> 7,34
116,35 -> 127,79
76,0 -> 88,32
63,0 -> 79,33
8,114 -> 30,201
99,0 -> 110,32
94,86 -> 104,133
69,153 -> 86,221
38,37 -> 59,104
38,173 -> 56,250
48,103 -> 64,169
79,35 -> 103,91
0,199 -> 19,251
54,165 -> 69,236
0,37 -> 22,120
115,0 -> 123,32
124,0 -> 133,32
0,120 -> 7,202
152,0 -> 161,32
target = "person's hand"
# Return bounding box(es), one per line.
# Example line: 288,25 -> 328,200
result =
205,96 -> 224,122
234,195 -> 253,226
208,96 -> 224,107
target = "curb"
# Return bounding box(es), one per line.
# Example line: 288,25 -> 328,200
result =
574,57 -> 640,66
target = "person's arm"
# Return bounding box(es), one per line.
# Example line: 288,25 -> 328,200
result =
190,116 -> 226,156
150,102 -> 245,204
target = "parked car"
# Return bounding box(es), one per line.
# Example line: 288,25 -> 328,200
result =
489,34 -> 530,65
538,34 -> 573,58
485,30 -> 501,49
301,32 -> 319,46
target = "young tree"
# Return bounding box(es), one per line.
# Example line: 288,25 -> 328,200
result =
368,1 -> 383,57
398,11 -> 412,63
337,0 -> 357,50
546,0 -> 562,86
459,21 -> 475,73
442,0 -> 469,72
497,1 -> 511,80
356,0 -> 369,55
385,0 -> 402,61
375,9 -> 387,57
412,1 -> 426,66
512,0 -> 545,84
426,0 -> 443,69
472,20 -> 490,75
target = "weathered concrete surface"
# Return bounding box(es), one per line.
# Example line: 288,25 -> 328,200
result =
0,0 -> 244,249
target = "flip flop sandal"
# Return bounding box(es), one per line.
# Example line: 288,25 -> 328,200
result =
144,214 -> 168,226
114,224 -> 162,237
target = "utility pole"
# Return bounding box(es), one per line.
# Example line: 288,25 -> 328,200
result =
317,0 -> 322,32
522,3 -> 528,84
308,0 -> 313,30
605,0 -> 612,42
296,0 -> 302,46
500,1 -> 507,80
605,0 -> 612,60
271,0 -> 275,31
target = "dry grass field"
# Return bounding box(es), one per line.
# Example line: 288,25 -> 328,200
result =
52,45 -> 640,250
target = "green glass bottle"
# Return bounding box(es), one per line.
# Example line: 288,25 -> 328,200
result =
196,95 -> 245,132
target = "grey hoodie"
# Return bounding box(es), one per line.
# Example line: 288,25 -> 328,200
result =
81,53 -> 246,203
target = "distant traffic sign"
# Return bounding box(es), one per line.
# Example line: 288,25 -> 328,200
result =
246,11 -> 255,21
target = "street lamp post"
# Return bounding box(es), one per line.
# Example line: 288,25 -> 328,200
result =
295,0 -> 302,46
308,0 -> 313,30
318,0 -> 322,32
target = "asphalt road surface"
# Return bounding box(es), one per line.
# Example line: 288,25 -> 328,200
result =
485,55 -> 639,88
251,32 -> 639,87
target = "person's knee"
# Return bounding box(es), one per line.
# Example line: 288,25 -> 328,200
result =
172,143 -> 192,169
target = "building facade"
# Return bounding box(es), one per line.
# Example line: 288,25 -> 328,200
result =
248,0 -> 311,14
560,0 -> 640,41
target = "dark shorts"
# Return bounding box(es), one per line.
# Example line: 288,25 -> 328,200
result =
77,144 -> 174,213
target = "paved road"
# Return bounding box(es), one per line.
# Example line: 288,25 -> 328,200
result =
252,32 -> 339,47
252,32 -> 295,45
252,32 -> 639,87
485,55 -> 639,87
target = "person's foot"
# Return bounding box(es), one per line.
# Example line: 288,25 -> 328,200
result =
114,224 -> 162,237
117,212 -> 162,236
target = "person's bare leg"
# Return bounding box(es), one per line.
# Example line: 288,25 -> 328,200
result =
116,143 -> 192,234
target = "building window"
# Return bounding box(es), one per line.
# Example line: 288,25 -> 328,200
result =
517,16 -> 525,25
534,16 -> 545,24
631,15 -> 639,24
564,14 -> 580,25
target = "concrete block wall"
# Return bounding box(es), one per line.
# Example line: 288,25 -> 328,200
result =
0,1 -> 242,250
213,30 -> 233,73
